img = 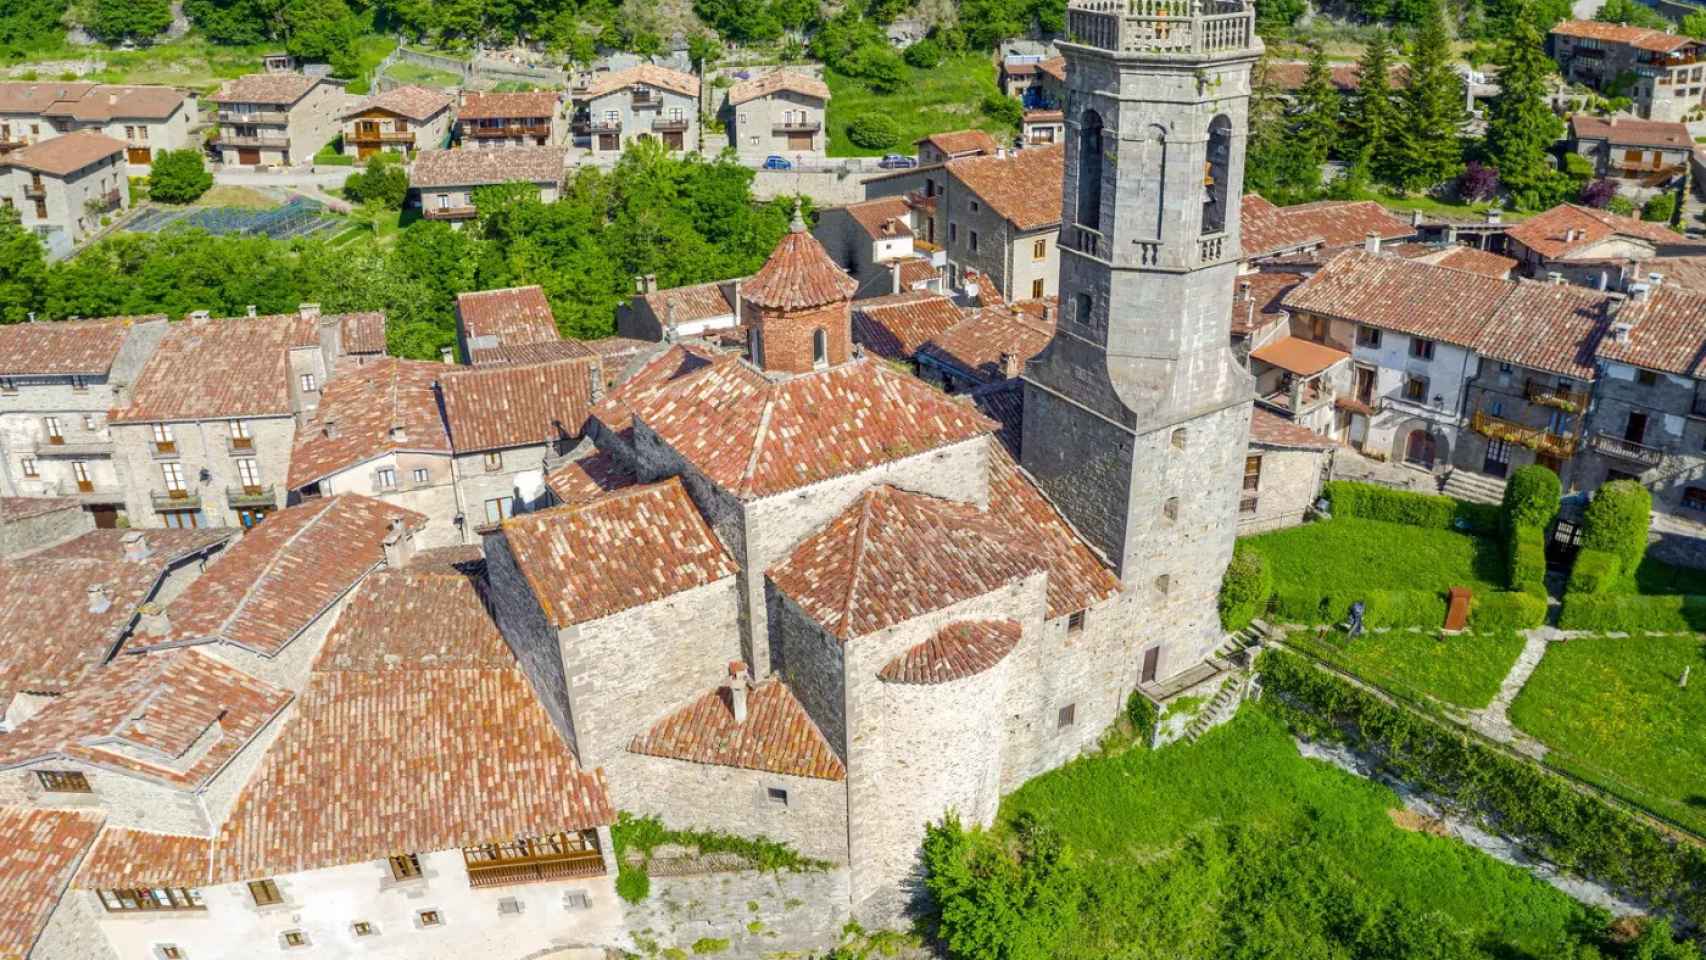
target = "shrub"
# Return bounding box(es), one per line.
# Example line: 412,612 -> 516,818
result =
343,153 -> 409,209
903,37 -> 942,68
1579,177 -> 1619,209
1506,523 -> 1548,597
1125,690 -> 1157,745
849,43 -> 906,93
1607,195 -> 1636,216
1642,192 -> 1677,224
1580,479 -> 1651,574
1561,152 -> 1595,181
146,149 -> 213,204
615,865 -> 650,903
981,93 -> 1024,127
846,112 -> 901,149
1457,161 -> 1500,201
1557,593 -> 1706,632
1501,465 -> 1561,532
1362,589 -> 1449,628
1469,591 -> 1547,630
1219,542 -> 1272,631
1565,548 -> 1621,595
1321,481 -> 1498,533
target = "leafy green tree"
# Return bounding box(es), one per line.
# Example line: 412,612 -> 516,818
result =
981,94 -> 1024,128
1294,46 -> 1340,179
1345,30 -> 1399,184
958,0 -> 1028,48
922,813 -> 1078,960
903,37 -> 943,68
1642,191 -> 1677,223
84,0 -> 172,41
0,210 -> 47,325
1391,0 -> 1466,192
285,0 -> 365,75
1684,8 -> 1706,38
850,43 -> 906,93
343,153 -> 409,209
1246,56 -> 1322,199
846,112 -> 901,149
1483,0 -> 1566,208
1596,0 -> 1669,27
1255,0 -> 1304,30
0,0 -> 71,57
147,149 -> 214,204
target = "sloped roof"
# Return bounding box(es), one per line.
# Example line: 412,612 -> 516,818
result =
4,131 -> 125,176
851,290 -> 966,360
1420,244 -> 1518,278
210,73 -> 320,105
287,359 -> 452,488
456,285 -> 560,363
1570,114 -> 1691,150
440,357 -> 600,453
742,222 -> 858,310
476,339 -> 600,366
340,312 -> 387,354
1037,56 -> 1066,81
946,143 -> 1064,231
0,559 -> 166,707
28,528 -> 234,563
581,64 -> 699,99
1249,336 -> 1350,377
1240,194 -> 1413,260
1281,250 -> 1509,347
629,677 -> 844,780
1249,406 -> 1336,450
1230,272 -> 1300,336
1473,280 -> 1609,379
986,445 -> 1120,618
642,279 -> 737,328
457,89 -> 560,120
340,84 -> 452,121
0,81 -> 98,114
0,807 -> 103,960
543,450 -> 638,507
1505,203 -> 1703,260
411,146 -> 567,190
0,497 -> 81,524
972,380 -> 1025,458
73,828 -> 210,890
1550,19 -> 1695,52
108,313 -> 318,424
38,84 -> 185,121
0,315 -> 155,376
917,129 -> 998,156
840,196 -> 913,241
878,619 -> 1021,684
313,568 -> 514,672
1598,283 -> 1706,376
502,478 -> 737,628
728,69 -> 830,105
917,302 -> 1056,384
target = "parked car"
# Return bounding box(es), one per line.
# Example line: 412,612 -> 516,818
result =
762,155 -> 792,170
878,154 -> 918,169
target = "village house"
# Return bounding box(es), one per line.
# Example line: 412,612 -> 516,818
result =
813,196 -> 927,299
338,84 -> 454,159
1247,330 -> 1354,440
0,82 -> 195,168
1258,60 -> 1411,102
0,315 -> 169,527
410,145 -> 566,224
1229,271 -> 1304,361
457,90 -> 565,148
1,131 -> 129,247
209,73 -> 345,167
914,129 -> 999,166
1549,20 -> 1706,123
616,275 -> 743,342
1240,407 -> 1335,534
1239,194 -> 1415,264
1502,202 -> 1706,288
573,65 -> 699,154
454,285 -> 564,364
916,297 -> 1058,394
940,144 -> 1063,300
1022,109 -> 1066,145
726,70 -> 831,158
1568,114 -> 1692,184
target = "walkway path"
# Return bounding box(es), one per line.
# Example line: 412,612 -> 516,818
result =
1465,627 -> 1554,756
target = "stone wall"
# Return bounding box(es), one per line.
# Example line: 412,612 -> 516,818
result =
613,753 -> 849,863
770,591 -> 847,757
1581,360 -> 1706,516
620,865 -> 850,957
32,880 -> 119,960
0,500 -> 91,556
454,443 -> 553,538
110,414 -> 297,529
318,451 -> 461,547
484,530 -> 580,758
199,587 -> 354,693
5,758 -> 208,834
1237,446 -> 1326,535
283,81 -> 353,165
746,299 -> 853,374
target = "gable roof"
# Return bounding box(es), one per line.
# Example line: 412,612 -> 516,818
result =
441,356 -> 600,453
728,70 -> 831,106
917,302 -> 1056,384
108,313 -> 319,424
339,312 -> 387,354
476,339 -> 600,366
742,222 -> 858,310
1550,19 -> 1695,52
0,81 -> 98,114
456,285 -> 560,362
916,129 -> 999,157
35,84 -> 184,121
502,478 -> 737,628
287,359 -> 452,488
210,73 -> 320,105
0,315 -> 157,376
1037,56 -> 1066,81
457,89 -> 560,120
543,450 -> 638,507
851,290 -> 966,360
0,496 -> 82,525
411,146 -> 567,190
946,143 -> 1064,231
641,279 -> 738,329
1281,250 -> 1510,347
838,196 -> 913,241
4,131 -> 125,176
1230,272 -> 1300,336
582,64 -> 699,99
1569,114 -> 1691,150
987,445 -> 1120,618
1504,203 -> 1703,260
1473,280 -> 1609,379
1249,406 -> 1336,450
313,568 -> 514,672
0,807 -> 103,960
1418,244 -> 1518,278
28,528 -> 234,563
1240,194 -> 1413,260
340,84 -> 452,121
1598,283 -> 1706,376
878,619 -> 1022,684
629,677 -> 844,780
0,559 -> 168,707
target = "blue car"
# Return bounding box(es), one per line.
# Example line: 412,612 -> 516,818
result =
762,155 -> 792,170
878,154 -> 917,169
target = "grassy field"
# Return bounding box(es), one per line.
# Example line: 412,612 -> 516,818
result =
1241,516 -> 1507,594
5,34 -> 394,93
385,60 -> 463,89
824,53 -> 1008,157
1287,628 -> 1528,710
1624,556 -> 1706,595
1509,633 -> 1706,835
999,708 -> 1594,956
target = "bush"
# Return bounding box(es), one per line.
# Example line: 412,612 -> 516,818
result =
849,43 -> 906,93
1580,480 -> 1651,574
1125,691 -> 1157,744
1607,195 -> 1636,216
903,37 -> 942,68
146,149 -> 214,204
1501,465 -> 1561,532
1642,192 -> 1677,224
1219,542 -> 1272,631
1506,523 -> 1548,597
343,153 -> 409,209
1322,481 -> 1499,533
981,93 -> 1024,127
1565,548 -> 1621,595
846,112 -> 901,149
1561,152 -> 1595,181
615,865 -> 650,903
1557,593 -> 1706,631
1457,161 -> 1500,201
1579,177 -> 1619,208
1470,591 -> 1547,630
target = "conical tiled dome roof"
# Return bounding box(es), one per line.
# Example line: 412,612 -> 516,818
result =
743,212 -> 858,310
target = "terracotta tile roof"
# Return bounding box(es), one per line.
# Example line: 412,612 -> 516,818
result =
769,484 -> 1044,641
851,290 -> 965,359
630,676 -> 844,780
583,336 -> 656,364
1281,250 -> 1509,347
1473,280 -> 1610,379
0,81 -> 98,114
894,256 -> 941,288
502,478 -> 736,628
0,496 -> 81,524
946,143 -> 1064,231
411,145 -> 567,190
1551,19 -> 1695,52
972,380 -> 1025,458
0,559 -> 167,705
38,84 -> 185,121
27,528 -> 234,563
457,89 -> 560,120
0,316 -> 154,376
457,285 -> 560,363
1249,336 -> 1349,376
1640,255 -> 1706,293
918,303 -> 1056,383
1420,244 -> 1519,278
1240,195 -> 1324,258
108,313 -> 318,423
210,73 -> 320,105
340,84 -> 452,121
1037,56 -> 1066,81
73,828 -> 210,890
1023,109 -> 1065,122
407,543 -> 486,571
3,131 -> 125,176
728,69 -> 830,105
0,807 -> 102,960
987,445 -> 1120,618
841,196 -> 913,241
1570,114 -> 1691,150
1598,283 -> 1706,376
1249,406 -> 1336,450
0,648 -> 290,789
313,568 -> 513,672
1259,61 -> 1410,92
581,64 -> 699,99
440,357 -> 599,453
543,450 -> 638,506
149,496 -> 425,656
478,339 -> 600,366
1240,195 -> 1413,259
288,359 -> 452,487
642,280 -> 737,328
1505,203 -> 1702,260
916,129 -> 999,157
340,311 -> 386,354
743,223 -> 858,309
1230,272 -> 1300,336
591,342 -> 721,433
628,356 -> 998,500
878,619 -> 1021,684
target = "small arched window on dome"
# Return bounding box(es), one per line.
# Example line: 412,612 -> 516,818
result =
1171,427 -> 1187,451
812,328 -> 829,368
748,326 -> 764,367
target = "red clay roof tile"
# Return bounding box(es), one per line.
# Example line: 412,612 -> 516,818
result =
287,359 -> 452,488
878,619 -> 1021,684
742,223 -> 858,309
629,677 -> 844,780
457,286 -> 561,362
946,143 -> 1064,231
440,357 -> 599,452
73,828 -> 210,889
0,807 -> 103,959
850,291 -> 966,359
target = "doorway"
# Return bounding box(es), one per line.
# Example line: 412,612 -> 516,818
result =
1482,438 -> 1511,478
1537,452 -> 1564,475
126,146 -> 151,164
88,506 -> 117,529
1354,366 -> 1375,405
237,147 -> 260,165
1405,430 -> 1437,468
788,132 -> 813,150
1141,646 -> 1160,685
1625,411 -> 1649,444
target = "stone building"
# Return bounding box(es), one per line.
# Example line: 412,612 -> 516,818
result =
209,73 -> 345,167
456,90 -> 565,148
0,496 -> 90,556
616,275 -> 742,342
0,82 -> 195,169
573,66 -> 699,154
725,70 -> 831,158
454,284 -> 564,364
1,131 -> 130,245
410,146 -> 567,225
1549,20 -> 1706,123
812,196 -> 944,301
0,315 -> 169,527
1247,333 -> 1353,438
338,84 -> 454,159
914,129 -> 998,166
849,290 -> 966,364
1239,193 -> 1414,263
1503,202 -> 1706,287
940,144 -> 1063,300
1241,407 -> 1334,534
0,806 -> 110,960
1567,114 -> 1692,183
916,298 -> 1057,394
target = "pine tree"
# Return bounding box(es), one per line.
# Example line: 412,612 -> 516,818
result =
1345,30 -> 1399,185
1484,0 -> 1567,209
1392,0 -> 1467,192
1246,55 -> 1324,199
1293,45 -> 1341,189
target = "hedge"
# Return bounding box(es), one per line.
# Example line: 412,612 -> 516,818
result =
1506,522 -> 1548,597
1557,593 -> 1706,632
1580,480 -> 1652,576
1321,481 -> 1499,534
1565,548 -> 1621,596
1219,542 -> 1272,632
1258,648 -> 1706,928
1501,465 -> 1561,533
1270,587 -> 1447,628
1469,591 -> 1548,631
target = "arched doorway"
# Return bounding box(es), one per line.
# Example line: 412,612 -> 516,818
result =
1405,430 -> 1437,468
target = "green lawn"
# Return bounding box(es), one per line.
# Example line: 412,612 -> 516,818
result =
6,33 -> 394,94
1509,634 -> 1706,835
824,53 -> 1009,157
999,708 -> 1594,957
1624,556 -> 1706,595
1287,628 -> 1528,710
1242,517 -> 1507,594
385,60 -> 464,89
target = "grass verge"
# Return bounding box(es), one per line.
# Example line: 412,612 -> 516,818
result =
824,53 -> 1007,157
1241,516 -> 1507,594
1287,627 -> 1528,710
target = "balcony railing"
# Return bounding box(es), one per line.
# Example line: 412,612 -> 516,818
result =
1471,410 -> 1577,458
151,489 -> 201,512
1065,0 -> 1256,56
227,484 -> 274,508
23,181 -> 45,199
214,133 -> 289,149
1067,224 -> 1105,259
587,118 -> 622,133
216,109 -> 289,124
53,479 -> 124,503
1378,394 -> 1460,423
1524,379 -> 1590,412
33,437 -> 113,457
1588,431 -> 1664,468
423,205 -> 478,221
463,832 -> 605,889
349,129 -> 415,144
652,117 -> 690,132
772,119 -> 822,133
466,122 -> 550,139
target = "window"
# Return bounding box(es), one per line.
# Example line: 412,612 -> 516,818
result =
82,414 -> 95,431
1240,495 -> 1259,514
229,419 -> 251,448
160,946 -> 183,959
436,193 -> 450,209
484,496 -> 513,525
565,890 -> 592,911
248,879 -> 283,906
282,931 -> 307,948
69,375 -> 87,393
1162,496 -> 1179,523
1057,704 -> 1076,728
20,457 -> 36,478
970,199 -> 980,212
1032,237 -> 1047,260
352,922 -> 375,937
812,328 -> 828,367
1074,291 -> 1093,326
161,461 -> 186,494
1031,278 -> 1045,299
1076,110 -> 1103,229
1171,427 -> 1187,451
497,896 -> 524,915
1353,324 -> 1380,349
412,467 -> 429,484
300,373 -> 317,392
36,769 -> 90,792
949,222 -> 957,243
1638,369 -> 1658,386
235,458 -> 260,489
1244,454 -> 1262,492
767,786 -> 789,805
1498,362 -> 1514,375
417,909 -> 442,927
1403,376 -> 1429,402
151,423 -> 174,453
389,853 -> 423,880
96,889 -> 205,912
376,467 -> 397,490
1154,574 -> 1171,594
969,230 -> 979,253
43,416 -> 61,442
1067,609 -> 1086,633
1409,337 -> 1436,361
484,451 -> 503,472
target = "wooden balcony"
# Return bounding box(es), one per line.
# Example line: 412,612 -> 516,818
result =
1471,410 -> 1577,458
214,133 -> 289,149
1588,431 -> 1664,468
423,205 -> 478,221
1524,379 -> 1589,412
465,122 -> 550,139
463,832 -> 605,889
216,109 -> 289,124
349,129 -> 415,144
227,484 -> 274,508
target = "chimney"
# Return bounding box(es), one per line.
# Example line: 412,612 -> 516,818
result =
1000,351 -> 1021,379
1042,301 -> 1054,323
644,274 -> 658,294
86,583 -> 111,615
189,309 -> 210,321
731,278 -> 742,328
1238,279 -> 1252,302
381,517 -> 412,569
1486,209 -> 1502,225
1649,272 -> 1664,288
138,601 -> 170,637
246,304 -> 257,317
440,346 -> 454,364
1564,228 -> 1577,244
1630,281 -> 1651,304
666,300 -> 679,331
323,418 -> 339,439
1363,231 -> 1380,255
1411,209 -> 1424,228
726,661 -> 749,723
1548,271 -> 1564,285
634,274 -> 646,294
1612,320 -> 1634,344
891,261 -> 902,295
389,422 -> 407,443
120,530 -> 149,562
298,302 -> 322,322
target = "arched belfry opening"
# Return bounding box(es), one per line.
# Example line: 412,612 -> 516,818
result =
1203,115 -> 1232,236
1076,109 -> 1103,230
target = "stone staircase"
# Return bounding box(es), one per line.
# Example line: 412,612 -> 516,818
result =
1181,621 -> 1270,743
1441,469 -> 1507,506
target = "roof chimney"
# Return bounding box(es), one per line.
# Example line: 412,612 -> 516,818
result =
440,346 -> 454,364
1363,231 -> 1380,255
86,583 -> 111,615
644,274 -> 658,294
1630,281 -> 1652,304
1411,209 -> 1424,228
1000,351 -> 1021,379
298,302 -> 321,322
726,661 -> 748,723
323,418 -> 339,439
246,304 -> 257,317
120,530 -> 149,562
1486,209 -> 1502,225
381,517 -> 412,569
634,274 -> 646,295
389,422 -> 407,443
1548,271 -> 1564,285
1649,272 -> 1664,288
1239,279 -> 1252,302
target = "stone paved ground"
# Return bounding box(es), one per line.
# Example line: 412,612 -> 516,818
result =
1466,627 -> 1554,757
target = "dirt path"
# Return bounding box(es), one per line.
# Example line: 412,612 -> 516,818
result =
1466,627 -> 1554,756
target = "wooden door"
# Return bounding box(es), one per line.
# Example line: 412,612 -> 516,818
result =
126,146 -> 151,164
1406,430 -> 1436,468
89,506 -> 118,529
664,131 -> 684,150
1536,452 -> 1564,475
598,133 -> 618,151
1141,646 -> 1160,684
357,144 -> 378,159
1354,367 -> 1375,404
237,147 -> 260,165
788,132 -> 813,150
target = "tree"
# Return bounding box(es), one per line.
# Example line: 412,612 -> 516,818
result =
0,210 -> 47,325
284,0 -> 365,76
982,94 -> 1023,128
1642,191 -> 1677,224
343,153 -> 409,209
1391,0 -> 1466,192
1255,0 -> 1305,30
85,0 -> 172,42
146,149 -> 214,204
1246,56 -> 1322,199
1458,160 -> 1500,201
846,112 -> 900,149
903,37 -> 943,68
1482,0 -> 1567,209
1293,46 -> 1340,184
1684,9 -> 1706,39
1580,177 -> 1618,208
1596,0 -> 1668,28
849,43 -> 906,93
1345,30 -> 1399,184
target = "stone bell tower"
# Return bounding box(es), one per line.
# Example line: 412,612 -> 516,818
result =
1021,0 -> 1261,660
